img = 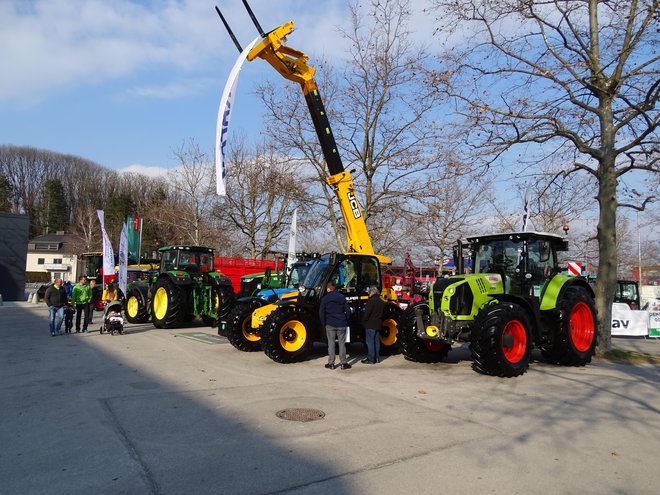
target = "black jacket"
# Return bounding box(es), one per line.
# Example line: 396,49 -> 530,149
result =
362,294 -> 384,330
319,290 -> 351,327
44,284 -> 68,308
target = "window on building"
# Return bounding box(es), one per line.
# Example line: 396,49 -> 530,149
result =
35,243 -> 59,251
38,258 -> 45,265
53,258 -> 62,264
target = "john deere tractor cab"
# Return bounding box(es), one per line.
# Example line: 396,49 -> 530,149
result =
215,1 -> 403,363
124,245 -> 235,328
400,231 -> 597,377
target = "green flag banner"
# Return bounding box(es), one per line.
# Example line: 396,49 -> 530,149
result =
126,215 -> 142,264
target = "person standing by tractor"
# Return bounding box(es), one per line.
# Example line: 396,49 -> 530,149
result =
319,281 -> 352,370
44,278 -> 68,336
71,276 -> 91,333
88,279 -> 101,323
362,286 -> 384,364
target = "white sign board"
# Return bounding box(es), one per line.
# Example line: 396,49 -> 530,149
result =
649,312 -> 660,338
611,303 -> 648,337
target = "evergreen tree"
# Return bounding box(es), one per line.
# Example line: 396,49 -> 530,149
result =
42,179 -> 67,232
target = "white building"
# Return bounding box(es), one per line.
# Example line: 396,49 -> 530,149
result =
25,231 -> 83,284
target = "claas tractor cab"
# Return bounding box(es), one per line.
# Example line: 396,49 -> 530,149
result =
400,232 -> 597,377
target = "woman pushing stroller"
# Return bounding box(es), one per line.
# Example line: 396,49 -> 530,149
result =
100,283 -> 124,335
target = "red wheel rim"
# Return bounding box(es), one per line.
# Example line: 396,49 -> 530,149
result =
502,320 -> 526,363
570,302 -> 595,352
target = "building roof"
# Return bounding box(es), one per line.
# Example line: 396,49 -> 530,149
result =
28,231 -> 87,255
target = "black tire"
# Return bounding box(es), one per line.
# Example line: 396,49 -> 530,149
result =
125,290 -> 150,324
399,303 -> 451,363
261,305 -> 313,363
226,300 -> 263,352
541,288 -> 597,366
214,285 -> 236,321
151,277 -> 186,328
380,303 -> 403,355
470,303 -> 532,377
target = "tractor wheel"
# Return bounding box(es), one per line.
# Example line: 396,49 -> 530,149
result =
261,305 -> 313,363
226,300 -> 263,352
125,290 -> 150,324
399,303 -> 450,363
380,303 -> 403,355
541,288 -> 597,366
214,285 -> 236,320
470,303 -> 532,377
151,277 -> 186,329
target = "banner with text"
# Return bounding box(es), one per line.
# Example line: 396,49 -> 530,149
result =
126,215 -> 142,263
611,303 -> 648,337
215,36 -> 260,196
118,223 -> 128,297
96,210 -> 115,282
649,312 -> 660,338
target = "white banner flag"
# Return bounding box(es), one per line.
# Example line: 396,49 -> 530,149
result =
215,36 -> 261,196
521,187 -> 531,232
118,222 -> 128,298
288,209 -> 298,269
97,210 -> 115,283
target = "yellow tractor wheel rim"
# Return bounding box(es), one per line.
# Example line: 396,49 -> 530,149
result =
279,320 -> 306,352
211,291 -> 220,313
380,318 -> 398,346
242,314 -> 260,342
153,287 -> 168,320
127,296 -> 139,318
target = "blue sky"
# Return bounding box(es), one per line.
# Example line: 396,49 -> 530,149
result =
0,0 -> 437,176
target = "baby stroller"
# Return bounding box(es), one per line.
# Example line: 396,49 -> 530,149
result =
100,300 -> 124,335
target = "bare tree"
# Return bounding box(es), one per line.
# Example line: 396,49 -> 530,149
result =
258,0 -> 446,255
216,138 -> 311,258
168,139 -> 220,246
429,0 -> 659,351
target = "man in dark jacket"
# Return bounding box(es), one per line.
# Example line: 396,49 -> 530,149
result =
361,286 -> 385,364
44,278 -> 68,336
319,281 -> 352,370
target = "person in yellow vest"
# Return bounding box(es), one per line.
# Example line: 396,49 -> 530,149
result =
102,282 -> 119,304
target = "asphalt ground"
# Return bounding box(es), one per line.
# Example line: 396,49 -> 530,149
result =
1,301 -> 659,495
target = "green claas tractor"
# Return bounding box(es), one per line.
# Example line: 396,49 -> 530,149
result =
124,246 -> 235,328
400,232 -> 597,377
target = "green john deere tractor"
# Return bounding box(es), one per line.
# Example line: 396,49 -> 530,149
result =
400,232 -> 597,377
124,246 -> 235,328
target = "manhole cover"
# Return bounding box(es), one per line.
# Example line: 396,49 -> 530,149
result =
276,408 -> 325,422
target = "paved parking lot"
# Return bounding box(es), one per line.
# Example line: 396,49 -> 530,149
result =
1,302 -> 659,495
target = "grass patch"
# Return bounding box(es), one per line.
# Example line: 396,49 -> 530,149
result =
598,349 -> 660,365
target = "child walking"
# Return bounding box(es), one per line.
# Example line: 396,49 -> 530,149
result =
63,302 -> 75,334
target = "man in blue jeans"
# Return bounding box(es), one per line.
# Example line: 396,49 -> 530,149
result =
361,286 -> 384,364
319,281 -> 352,370
44,278 -> 68,336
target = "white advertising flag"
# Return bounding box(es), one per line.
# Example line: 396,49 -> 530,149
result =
118,222 -> 128,298
288,209 -> 298,268
521,188 -> 531,232
215,36 -> 261,196
97,210 -> 115,283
